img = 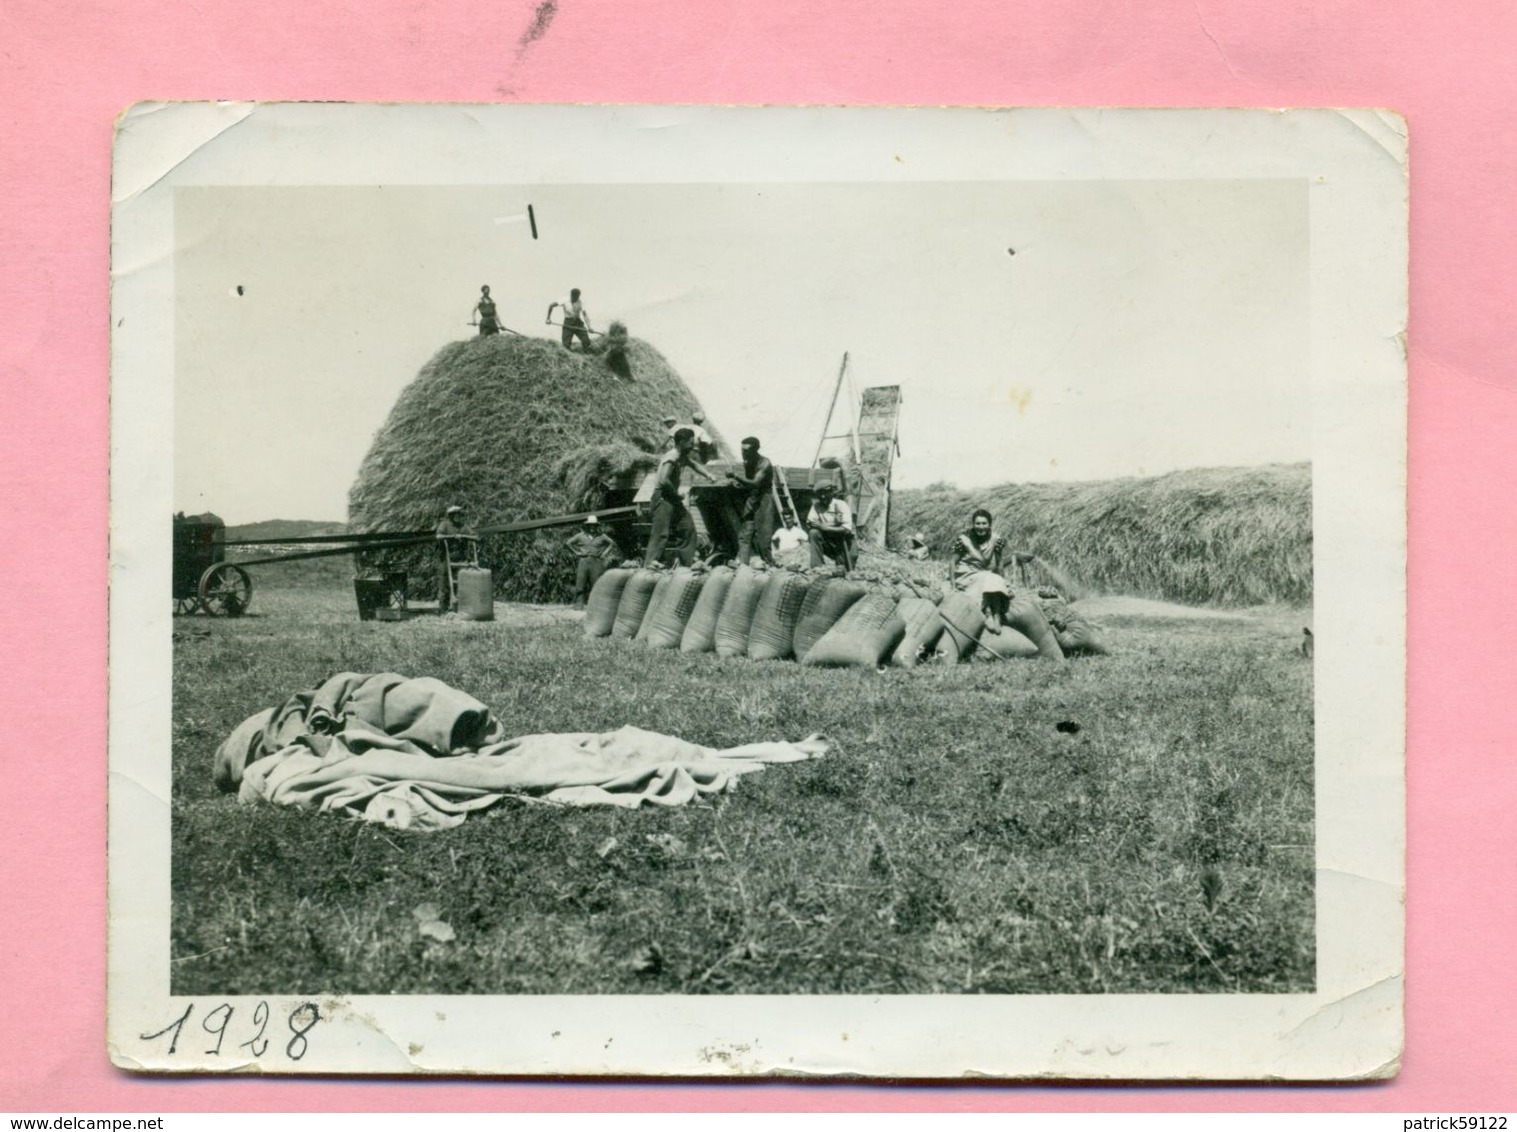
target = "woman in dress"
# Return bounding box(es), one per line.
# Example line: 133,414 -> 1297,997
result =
952,509 -> 1030,633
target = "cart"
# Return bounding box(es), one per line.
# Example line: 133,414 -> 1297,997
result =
172,506 -> 643,619
173,512 -> 254,616
171,513 -> 428,618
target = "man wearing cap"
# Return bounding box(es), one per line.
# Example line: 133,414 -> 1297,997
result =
726,436 -> 777,566
806,483 -> 856,570
644,428 -> 714,567
434,504 -> 478,611
565,515 -> 620,607
661,415 -> 680,450
690,412 -> 715,463
905,532 -> 931,561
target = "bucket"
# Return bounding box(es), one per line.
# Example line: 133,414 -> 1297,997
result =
455,567 -> 495,621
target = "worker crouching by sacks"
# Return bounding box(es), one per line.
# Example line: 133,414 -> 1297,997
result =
806,483 -> 856,571
566,516 -> 620,607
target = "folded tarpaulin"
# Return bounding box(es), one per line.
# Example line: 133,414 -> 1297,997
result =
213,672 -> 828,831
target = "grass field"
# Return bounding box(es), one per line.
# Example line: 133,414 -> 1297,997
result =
171,553 -> 1314,996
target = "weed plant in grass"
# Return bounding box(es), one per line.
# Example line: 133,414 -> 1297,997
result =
172,559 -> 1313,995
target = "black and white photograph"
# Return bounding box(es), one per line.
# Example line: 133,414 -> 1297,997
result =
109,105 -> 1405,1078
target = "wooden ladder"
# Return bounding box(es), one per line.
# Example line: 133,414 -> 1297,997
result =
772,465 -> 801,528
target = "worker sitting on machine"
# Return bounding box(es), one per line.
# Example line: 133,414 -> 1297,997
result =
435,504 -> 478,612
806,483 -> 855,571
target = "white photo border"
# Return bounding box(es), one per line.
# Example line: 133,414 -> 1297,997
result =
109,104 -> 1406,1078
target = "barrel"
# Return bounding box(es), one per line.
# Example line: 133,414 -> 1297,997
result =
455,567 -> 495,621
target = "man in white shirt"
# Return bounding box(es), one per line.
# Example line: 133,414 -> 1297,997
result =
690,412 -> 715,463
644,428 -> 715,566
806,483 -> 856,570
546,287 -> 593,351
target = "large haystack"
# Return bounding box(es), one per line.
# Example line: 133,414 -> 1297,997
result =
891,463 -> 1312,607
349,334 -> 724,602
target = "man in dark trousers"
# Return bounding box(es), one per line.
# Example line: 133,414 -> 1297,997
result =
547,288 -> 593,351
644,428 -> 715,567
726,435 -> 778,566
806,483 -> 856,570
434,504 -> 478,611
565,515 -> 619,606
473,286 -> 501,336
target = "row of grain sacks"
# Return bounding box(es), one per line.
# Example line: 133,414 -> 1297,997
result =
583,563 -> 1106,667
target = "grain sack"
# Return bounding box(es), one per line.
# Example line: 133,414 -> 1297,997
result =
583,567 -> 633,637
934,591 -> 987,663
1039,596 -> 1110,656
974,626 -> 1041,661
746,572 -> 811,661
635,571 -> 677,643
611,568 -> 661,639
680,566 -> 734,654
892,596 -> 946,668
1006,591 -> 1066,660
644,568 -> 707,650
792,579 -> 868,662
802,593 -> 907,669
714,565 -> 771,658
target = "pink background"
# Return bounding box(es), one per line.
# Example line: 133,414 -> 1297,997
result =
1,0 -> 1508,1112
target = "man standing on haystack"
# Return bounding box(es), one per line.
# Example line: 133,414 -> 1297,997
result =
565,515 -> 619,607
434,504 -> 478,612
806,483 -> 856,570
645,428 -> 715,568
547,288 -> 593,352
473,285 -> 501,336
726,435 -> 778,566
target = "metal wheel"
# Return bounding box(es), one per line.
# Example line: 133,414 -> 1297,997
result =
198,563 -> 252,617
173,596 -> 204,616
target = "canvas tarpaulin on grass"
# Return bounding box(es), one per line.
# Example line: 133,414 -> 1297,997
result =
214,672 -> 828,831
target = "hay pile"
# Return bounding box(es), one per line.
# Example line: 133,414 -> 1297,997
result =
891,464 -> 1312,607
348,334 -> 724,602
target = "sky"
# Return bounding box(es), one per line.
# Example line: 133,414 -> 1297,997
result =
175,179 -> 1308,524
